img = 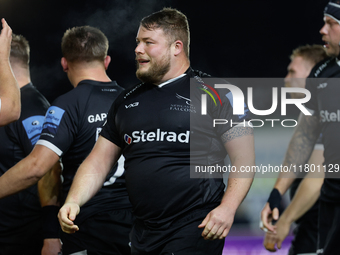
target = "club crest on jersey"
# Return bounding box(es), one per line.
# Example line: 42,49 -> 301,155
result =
176,93 -> 192,106
170,93 -> 196,113
124,134 -> 132,145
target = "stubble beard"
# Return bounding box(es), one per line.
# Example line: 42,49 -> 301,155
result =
136,52 -> 171,84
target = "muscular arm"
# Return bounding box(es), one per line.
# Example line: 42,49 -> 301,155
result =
275,113 -> 321,193
58,135 -> 121,233
38,161 -> 62,207
199,126 -> 255,240
221,126 -> 255,212
261,113 -> 321,232
0,144 -> 60,198
0,18 -> 20,126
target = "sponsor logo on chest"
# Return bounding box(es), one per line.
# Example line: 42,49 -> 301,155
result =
125,102 -> 139,109
320,110 -> 340,122
124,129 -> 190,145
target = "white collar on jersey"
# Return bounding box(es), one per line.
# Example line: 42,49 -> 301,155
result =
157,73 -> 187,88
337,58 -> 340,66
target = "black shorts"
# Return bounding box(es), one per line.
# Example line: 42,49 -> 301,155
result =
0,221 -> 43,255
317,200 -> 340,255
61,209 -> 134,255
0,241 -> 43,255
289,205 -> 318,255
130,207 -> 224,255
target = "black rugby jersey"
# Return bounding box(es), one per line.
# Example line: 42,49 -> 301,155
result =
305,57 -> 340,202
101,68 -> 249,225
37,80 -> 130,223
0,83 -> 49,245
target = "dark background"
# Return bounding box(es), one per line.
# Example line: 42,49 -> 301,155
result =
0,0 -> 330,103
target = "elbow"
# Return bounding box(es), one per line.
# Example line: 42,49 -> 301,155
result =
0,104 -> 21,126
28,157 -> 48,182
7,108 -> 20,124
10,100 -> 21,122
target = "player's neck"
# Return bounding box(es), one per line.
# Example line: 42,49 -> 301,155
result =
70,68 -> 111,88
11,66 -> 31,88
155,58 -> 190,85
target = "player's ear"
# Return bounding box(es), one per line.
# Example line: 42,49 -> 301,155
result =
61,57 -> 68,72
173,40 -> 183,56
104,55 -> 111,70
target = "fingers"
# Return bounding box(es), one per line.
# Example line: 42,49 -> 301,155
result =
259,220 -> 268,232
198,213 -> 209,229
219,228 -> 229,239
260,203 -> 277,232
200,212 -> 231,240
264,242 -> 276,252
203,222 -> 231,240
0,18 -> 12,61
1,18 -> 11,37
58,203 -> 80,234
203,221 -> 218,240
272,207 -> 280,221
263,232 -> 277,252
260,203 -> 271,228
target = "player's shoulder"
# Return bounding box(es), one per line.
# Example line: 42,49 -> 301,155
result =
119,82 -> 148,101
310,57 -> 335,78
190,69 -> 212,78
20,83 -> 50,116
21,83 -> 48,102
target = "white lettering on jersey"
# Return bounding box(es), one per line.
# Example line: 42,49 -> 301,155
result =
88,113 -> 107,123
320,110 -> 340,122
317,83 -> 328,89
125,102 -> 139,109
96,127 -> 102,141
129,129 -> 190,144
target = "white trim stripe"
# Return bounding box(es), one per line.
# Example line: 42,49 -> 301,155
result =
36,140 -> 63,156
69,251 -> 87,255
314,143 -> 324,151
324,14 -> 340,25
158,74 -> 186,88
329,2 -> 340,9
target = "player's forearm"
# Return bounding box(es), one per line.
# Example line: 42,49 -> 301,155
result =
273,177 -> 295,195
281,174 -> 323,224
65,136 -> 121,207
65,156 -> 108,207
282,114 -> 320,172
38,162 -> 62,206
0,59 -> 20,126
276,114 -> 321,194
0,155 -> 44,198
221,128 -> 255,212
0,145 -> 59,199
220,176 -> 254,213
